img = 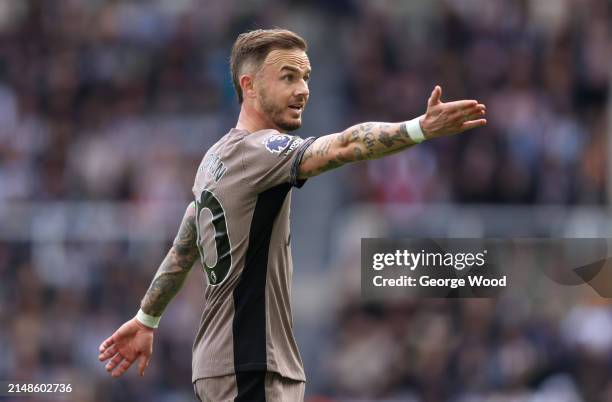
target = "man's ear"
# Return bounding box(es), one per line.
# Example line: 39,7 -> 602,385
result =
240,74 -> 256,101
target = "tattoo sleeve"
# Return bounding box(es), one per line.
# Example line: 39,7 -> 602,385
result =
298,121 -> 419,178
140,202 -> 199,317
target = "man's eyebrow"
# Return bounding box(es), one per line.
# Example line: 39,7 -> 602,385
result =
280,65 -> 311,75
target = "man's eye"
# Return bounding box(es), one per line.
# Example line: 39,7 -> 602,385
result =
283,75 -> 293,81
304,76 -> 310,82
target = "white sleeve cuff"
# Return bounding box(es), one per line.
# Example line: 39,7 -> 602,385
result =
135,309 -> 161,329
405,117 -> 426,143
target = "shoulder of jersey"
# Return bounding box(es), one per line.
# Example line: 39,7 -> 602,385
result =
256,130 -> 304,156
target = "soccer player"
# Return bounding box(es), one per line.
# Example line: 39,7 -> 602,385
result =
98,28 -> 486,401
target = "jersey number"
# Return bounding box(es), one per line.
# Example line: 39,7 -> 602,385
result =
195,190 -> 232,285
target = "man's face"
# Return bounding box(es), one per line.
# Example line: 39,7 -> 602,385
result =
253,48 -> 311,132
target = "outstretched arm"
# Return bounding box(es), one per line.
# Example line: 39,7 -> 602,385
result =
298,86 -> 487,178
98,202 -> 199,378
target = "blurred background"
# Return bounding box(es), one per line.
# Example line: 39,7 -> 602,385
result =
0,0 -> 610,401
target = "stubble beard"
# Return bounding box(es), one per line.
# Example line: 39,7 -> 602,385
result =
259,90 -> 301,132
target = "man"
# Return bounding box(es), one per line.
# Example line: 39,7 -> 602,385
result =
98,28 -> 486,401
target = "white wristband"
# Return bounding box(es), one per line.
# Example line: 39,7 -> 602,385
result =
135,309 -> 161,329
405,117 -> 426,143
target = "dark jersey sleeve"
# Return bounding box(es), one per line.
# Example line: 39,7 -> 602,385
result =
240,129 -> 315,192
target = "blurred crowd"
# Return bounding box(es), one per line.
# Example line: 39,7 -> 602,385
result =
321,221 -> 612,401
0,0 -> 610,401
319,296 -> 612,402
0,0 -> 609,206
342,0 -> 610,206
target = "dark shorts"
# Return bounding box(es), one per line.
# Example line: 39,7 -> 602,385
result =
193,371 -> 305,402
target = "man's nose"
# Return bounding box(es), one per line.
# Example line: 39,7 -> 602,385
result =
295,80 -> 309,97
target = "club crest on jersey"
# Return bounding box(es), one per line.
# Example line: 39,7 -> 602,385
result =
263,134 -> 292,154
210,270 -> 217,284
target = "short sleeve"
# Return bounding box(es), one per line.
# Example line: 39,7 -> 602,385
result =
241,130 -> 315,192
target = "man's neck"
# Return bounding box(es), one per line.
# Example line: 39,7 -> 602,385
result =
235,103 -> 283,133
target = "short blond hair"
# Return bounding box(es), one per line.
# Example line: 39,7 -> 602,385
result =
230,29 -> 307,103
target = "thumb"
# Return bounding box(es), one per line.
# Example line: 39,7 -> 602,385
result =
138,353 -> 151,377
428,85 -> 442,107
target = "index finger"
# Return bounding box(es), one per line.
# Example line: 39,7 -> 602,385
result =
444,100 -> 479,110
99,344 -> 117,362
99,336 -> 115,353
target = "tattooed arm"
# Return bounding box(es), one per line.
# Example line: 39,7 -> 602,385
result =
98,202 -> 199,378
140,202 -> 199,316
298,85 -> 487,179
298,121 -> 416,178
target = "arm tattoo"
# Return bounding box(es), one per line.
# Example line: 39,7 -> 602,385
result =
140,202 -> 199,317
299,121 -> 418,178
